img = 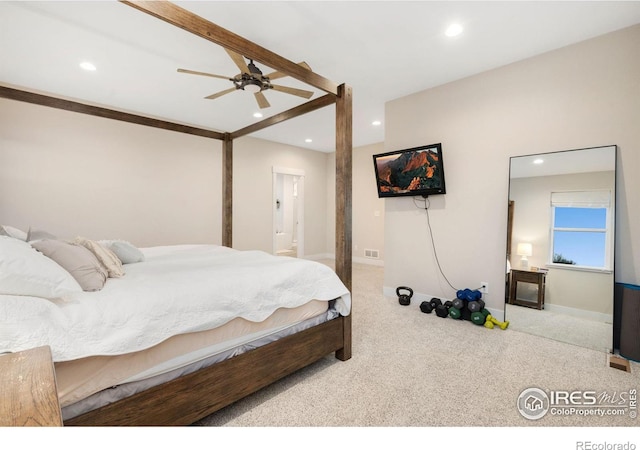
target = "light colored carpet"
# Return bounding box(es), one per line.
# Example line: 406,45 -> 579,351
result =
506,303 -> 613,352
195,262 -> 639,428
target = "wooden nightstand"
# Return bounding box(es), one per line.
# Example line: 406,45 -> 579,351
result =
0,346 -> 62,426
509,269 -> 546,310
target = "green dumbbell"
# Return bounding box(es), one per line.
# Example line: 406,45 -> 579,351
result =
470,311 -> 486,326
449,307 -> 462,319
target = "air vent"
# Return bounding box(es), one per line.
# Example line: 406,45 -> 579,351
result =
364,249 -> 379,259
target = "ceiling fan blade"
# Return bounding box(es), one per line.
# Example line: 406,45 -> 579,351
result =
254,91 -> 271,109
271,84 -> 314,99
266,62 -> 312,81
225,49 -> 250,73
204,87 -> 237,100
177,68 -> 230,80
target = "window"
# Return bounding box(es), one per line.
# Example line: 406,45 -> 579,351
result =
549,190 -> 613,271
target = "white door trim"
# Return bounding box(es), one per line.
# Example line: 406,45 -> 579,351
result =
272,167 -> 305,257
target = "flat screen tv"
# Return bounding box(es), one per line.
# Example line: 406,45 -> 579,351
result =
373,143 -> 446,198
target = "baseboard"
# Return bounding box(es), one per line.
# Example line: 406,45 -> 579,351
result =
302,253 -> 334,261
353,256 -> 384,266
544,303 -> 612,323
305,253 -> 384,267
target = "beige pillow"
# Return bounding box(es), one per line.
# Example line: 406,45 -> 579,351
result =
31,239 -> 108,292
73,236 -> 125,278
27,227 -> 58,242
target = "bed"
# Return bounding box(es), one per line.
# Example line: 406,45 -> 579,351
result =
0,0 -> 353,426
0,237 -> 351,425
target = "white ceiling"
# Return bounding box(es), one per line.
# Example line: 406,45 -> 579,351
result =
2,1 -> 640,152
509,145 -> 617,178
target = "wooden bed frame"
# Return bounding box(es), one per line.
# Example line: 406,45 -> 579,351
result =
0,1 -> 352,426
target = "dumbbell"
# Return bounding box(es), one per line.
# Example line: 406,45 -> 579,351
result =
447,300 -> 464,320
434,300 -> 453,318
449,306 -> 462,319
467,299 -> 486,313
435,304 -> 449,318
457,288 -> 482,302
420,297 -> 443,314
485,314 -> 510,330
470,311 -> 486,326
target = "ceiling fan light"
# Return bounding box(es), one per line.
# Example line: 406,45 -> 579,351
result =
244,79 -> 262,93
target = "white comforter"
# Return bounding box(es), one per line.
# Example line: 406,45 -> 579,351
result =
0,245 -> 351,361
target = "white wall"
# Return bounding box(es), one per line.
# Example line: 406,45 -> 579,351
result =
353,143 -> 386,264
0,98 -> 330,254
232,136 -> 329,256
0,98 -> 222,247
325,142 -> 386,264
384,24 -> 640,313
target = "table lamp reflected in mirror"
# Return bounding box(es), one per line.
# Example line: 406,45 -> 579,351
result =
517,242 -> 533,269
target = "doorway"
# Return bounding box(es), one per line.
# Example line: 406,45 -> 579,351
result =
272,167 -> 304,257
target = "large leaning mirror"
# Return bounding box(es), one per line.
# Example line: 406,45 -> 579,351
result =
506,145 -> 616,352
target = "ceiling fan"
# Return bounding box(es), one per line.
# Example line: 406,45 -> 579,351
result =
178,49 -> 314,109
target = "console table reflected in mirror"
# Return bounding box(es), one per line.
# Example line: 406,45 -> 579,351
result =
509,269 -> 546,310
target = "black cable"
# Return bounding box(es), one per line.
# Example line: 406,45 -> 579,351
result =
413,196 -> 459,292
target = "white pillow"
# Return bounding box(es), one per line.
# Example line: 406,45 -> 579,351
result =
0,236 -> 82,298
98,240 -> 145,264
1,225 -> 28,241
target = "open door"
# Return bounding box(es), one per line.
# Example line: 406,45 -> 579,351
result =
272,167 -> 304,257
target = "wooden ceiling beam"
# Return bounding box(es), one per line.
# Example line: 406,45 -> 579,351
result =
0,86 -> 225,140
121,1 -> 339,96
230,94 -> 336,140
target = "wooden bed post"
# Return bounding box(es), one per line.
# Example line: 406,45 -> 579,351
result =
222,134 -> 233,248
335,83 -> 352,361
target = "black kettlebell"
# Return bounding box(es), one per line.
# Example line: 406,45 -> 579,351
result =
396,286 -> 413,306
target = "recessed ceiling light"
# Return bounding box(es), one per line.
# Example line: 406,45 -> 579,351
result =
445,23 -> 463,37
305,138 -> 313,143
533,159 -> 544,165
253,112 -> 263,118
79,61 -> 96,71
371,120 -> 382,126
